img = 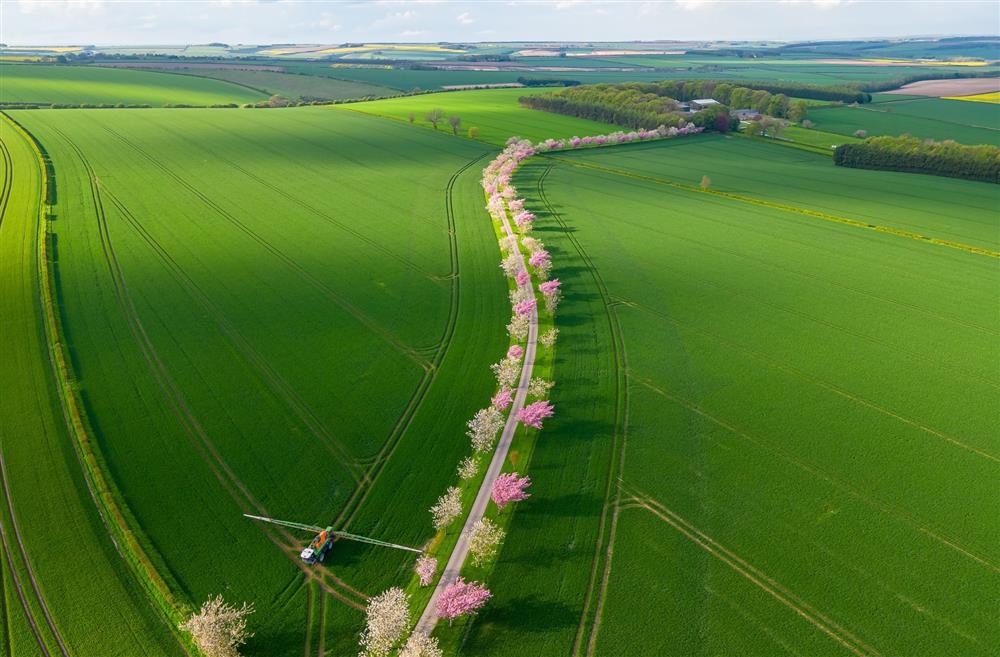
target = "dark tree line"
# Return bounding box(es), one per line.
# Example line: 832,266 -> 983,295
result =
721,80 -> 870,103
833,136 -> 1000,184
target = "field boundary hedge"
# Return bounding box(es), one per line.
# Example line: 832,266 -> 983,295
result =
0,112 -> 196,651
550,153 -> 1000,259
834,136 -> 1000,184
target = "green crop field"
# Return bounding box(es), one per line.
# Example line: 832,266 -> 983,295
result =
811,97 -> 1000,145
8,107 -> 507,655
3,25 -> 1000,657
461,135 -> 1000,657
344,88 -> 621,145
0,64 -> 266,106
171,69 -> 399,101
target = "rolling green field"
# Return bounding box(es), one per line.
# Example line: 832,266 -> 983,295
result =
344,88 -> 620,145
811,96 -> 1000,145
1,116 -> 188,656
462,135 -> 1000,656
171,69 -> 399,101
0,64 -> 266,106
9,107 -> 507,655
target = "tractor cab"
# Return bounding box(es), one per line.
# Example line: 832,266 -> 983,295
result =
300,528 -> 333,564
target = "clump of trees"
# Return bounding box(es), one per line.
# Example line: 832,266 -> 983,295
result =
516,76 -> 581,87
519,80 -> 800,132
179,595 -> 254,657
833,136 -> 1000,183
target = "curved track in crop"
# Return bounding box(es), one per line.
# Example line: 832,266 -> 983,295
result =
535,164 -> 629,657
46,124 -> 368,611
0,123 -> 71,657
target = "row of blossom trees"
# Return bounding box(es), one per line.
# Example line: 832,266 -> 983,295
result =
358,124 -> 703,656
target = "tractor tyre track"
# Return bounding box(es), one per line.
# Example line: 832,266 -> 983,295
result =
535,165 -> 630,657
153,122 -> 445,285
330,152 -> 487,534
96,124 -> 430,371
98,186 -> 366,485
50,127 -> 367,610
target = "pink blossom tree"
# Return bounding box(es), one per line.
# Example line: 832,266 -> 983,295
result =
491,472 -> 532,510
539,279 -> 561,313
436,578 -> 491,622
513,298 -> 536,317
507,344 -> 523,360
491,387 -> 512,411
518,400 -> 554,430
414,555 -> 437,587
515,270 -> 530,287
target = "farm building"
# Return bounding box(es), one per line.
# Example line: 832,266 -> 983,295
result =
690,98 -> 720,110
732,108 -> 762,120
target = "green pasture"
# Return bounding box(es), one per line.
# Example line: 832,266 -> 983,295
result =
810,97 -> 1000,145
465,135 -> 1000,656
174,68 -> 399,101
344,87 -> 621,145
0,63 -> 265,106
11,107 -> 506,655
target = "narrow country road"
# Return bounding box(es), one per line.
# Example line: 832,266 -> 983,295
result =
414,201 -> 539,634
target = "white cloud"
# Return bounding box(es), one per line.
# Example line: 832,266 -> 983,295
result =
456,11 -> 474,24
675,0 -> 716,10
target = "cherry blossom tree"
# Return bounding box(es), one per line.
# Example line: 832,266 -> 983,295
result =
491,472 -> 532,510
540,327 -> 559,348
508,198 -> 525,213
399,633 -> 443,657
515,269 -> 531,287
414,555 -> 438,587
539,279 -> 561,313
359,587 -> 409,657
507,344 -> 523,360
430,487 -> 463,530
513,211 -> 536,232
437,578 -> 492,622
467,406 -> 504,453
468,518 -> 505,566
458,456 -> 479,480
518,400 -> 554,430
180,595 -> 254,657
491,387 -> 513,411
513,298 -> 536,317
528,249 -> 552,279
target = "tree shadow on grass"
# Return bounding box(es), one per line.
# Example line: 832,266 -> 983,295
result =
481,595 -> 579,632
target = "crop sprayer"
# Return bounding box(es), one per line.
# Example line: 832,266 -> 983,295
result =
244,514 -> 421,564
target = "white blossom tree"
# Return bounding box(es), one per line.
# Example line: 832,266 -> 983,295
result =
399,632 -> 443,657
491,355 -> 522,390
528,377 -> 554,399
540,328 -> 559,349
468,518 -> 505,566
506,314 -> 529,341
430,486 -> 463,530
359,587 -> 410,657
457,456 -> 479,480
179,595 -> 254,657
467,407 -> 504,453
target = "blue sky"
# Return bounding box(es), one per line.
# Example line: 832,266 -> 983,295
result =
3,1 -> 997,46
